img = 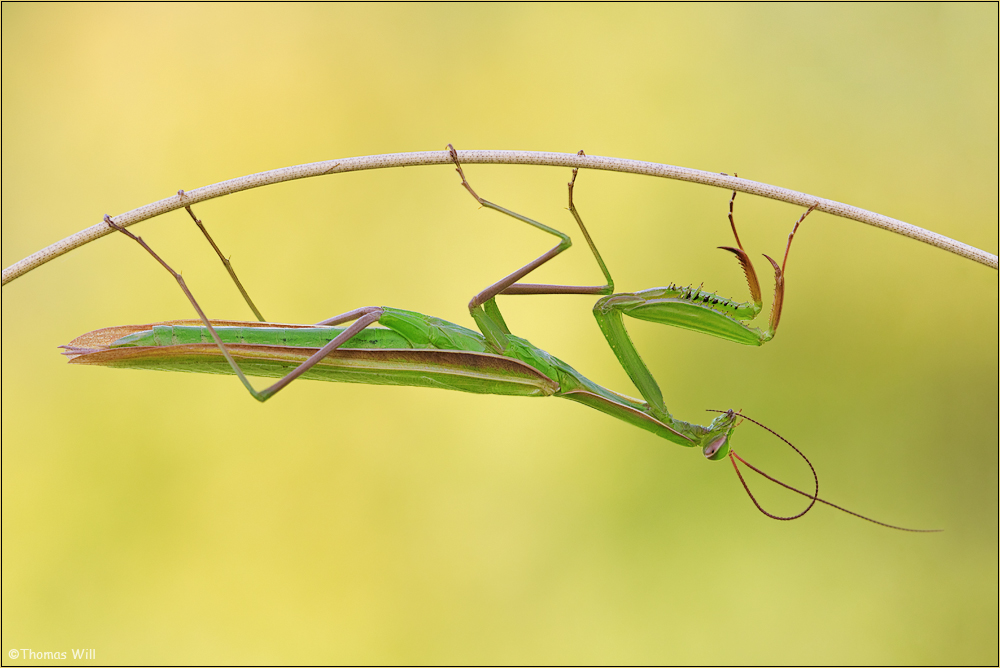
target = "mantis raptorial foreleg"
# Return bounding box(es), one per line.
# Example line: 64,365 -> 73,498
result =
589,193 -> 818,418
595,192 -> 817,346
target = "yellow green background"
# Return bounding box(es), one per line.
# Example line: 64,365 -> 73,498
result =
3,5 -> 997,664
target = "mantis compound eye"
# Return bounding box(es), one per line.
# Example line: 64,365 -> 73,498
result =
703,434 -> 730,460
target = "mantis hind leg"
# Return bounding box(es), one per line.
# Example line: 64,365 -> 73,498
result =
104,214 -> 384,402
177,190 -> 266,322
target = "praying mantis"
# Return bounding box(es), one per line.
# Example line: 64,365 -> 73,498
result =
61,146 -> 932,530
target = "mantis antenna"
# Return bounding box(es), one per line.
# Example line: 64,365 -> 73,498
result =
707,410 -> 942,532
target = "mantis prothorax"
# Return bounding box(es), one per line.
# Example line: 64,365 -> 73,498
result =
64,146 -> 935,531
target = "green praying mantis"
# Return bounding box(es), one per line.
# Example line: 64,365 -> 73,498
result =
62,146 -> 935,531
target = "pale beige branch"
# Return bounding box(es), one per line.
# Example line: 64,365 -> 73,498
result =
3,149 -> 996,286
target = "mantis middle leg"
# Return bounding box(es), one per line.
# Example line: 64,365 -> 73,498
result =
447,146 -> 616,352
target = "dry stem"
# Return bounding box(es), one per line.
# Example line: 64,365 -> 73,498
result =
3,149 -> 996,285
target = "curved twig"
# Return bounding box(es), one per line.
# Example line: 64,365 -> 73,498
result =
3,149 -> 996,286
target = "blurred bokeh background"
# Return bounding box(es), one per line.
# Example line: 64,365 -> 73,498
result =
2,4 -> 997,664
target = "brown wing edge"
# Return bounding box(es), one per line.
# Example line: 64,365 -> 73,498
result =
64,343 -> 561,397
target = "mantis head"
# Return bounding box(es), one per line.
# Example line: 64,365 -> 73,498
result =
701,409 -> 741,461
